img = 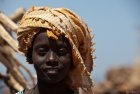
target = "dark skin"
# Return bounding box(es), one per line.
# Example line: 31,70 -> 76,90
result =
31,31 -> 74,94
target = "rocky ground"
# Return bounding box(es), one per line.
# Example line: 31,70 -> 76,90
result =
93,58 -> 140,94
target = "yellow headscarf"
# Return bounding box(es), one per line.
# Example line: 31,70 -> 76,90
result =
17,6 -> 95,91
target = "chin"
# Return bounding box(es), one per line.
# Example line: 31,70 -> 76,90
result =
41,75 -> 66,84
37,70 -> 68,84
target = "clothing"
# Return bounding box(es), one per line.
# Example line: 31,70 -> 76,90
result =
17,6 -> 95,92
16,85 -> 94,94
16,90 -> 25,94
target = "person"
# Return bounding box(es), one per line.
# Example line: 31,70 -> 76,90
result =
16,6 -> 95,94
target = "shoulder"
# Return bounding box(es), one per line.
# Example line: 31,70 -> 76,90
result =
16,85 -> 39,94
16,88 -> 34,94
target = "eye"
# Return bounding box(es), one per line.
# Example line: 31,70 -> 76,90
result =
58,48 -> 67,55
37,47 -> 48,56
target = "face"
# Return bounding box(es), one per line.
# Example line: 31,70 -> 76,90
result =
32,31 -> 72,84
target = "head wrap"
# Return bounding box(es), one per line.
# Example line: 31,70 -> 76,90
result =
17,6 -> 95,91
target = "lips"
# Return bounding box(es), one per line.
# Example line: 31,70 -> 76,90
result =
40,63 -> 63,75
46,68 -> 59,74
42,68 -> 61,75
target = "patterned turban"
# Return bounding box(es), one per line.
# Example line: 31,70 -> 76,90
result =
17,6 -> 95,91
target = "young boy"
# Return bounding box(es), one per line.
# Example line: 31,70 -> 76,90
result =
17,6 -> 95,94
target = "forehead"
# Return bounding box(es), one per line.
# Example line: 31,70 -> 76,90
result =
33,31 -> 70,47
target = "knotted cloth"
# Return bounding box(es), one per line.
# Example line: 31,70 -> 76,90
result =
17,6 -> 95,91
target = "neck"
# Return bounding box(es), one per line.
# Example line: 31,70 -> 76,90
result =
37,77 -> 74,94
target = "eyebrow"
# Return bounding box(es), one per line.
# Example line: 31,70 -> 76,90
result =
33,45 -> 45,50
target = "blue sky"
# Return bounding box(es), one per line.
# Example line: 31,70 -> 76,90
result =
0,0 -> 140,82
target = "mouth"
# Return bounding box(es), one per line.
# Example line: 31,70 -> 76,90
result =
42,68 -> 60,75
40,63 -> 63,75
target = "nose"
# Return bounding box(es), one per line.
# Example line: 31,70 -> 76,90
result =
46,50 -> 58,67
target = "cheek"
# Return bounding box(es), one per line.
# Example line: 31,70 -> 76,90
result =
60,54 -> 72,68
32,52 -> 45,65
